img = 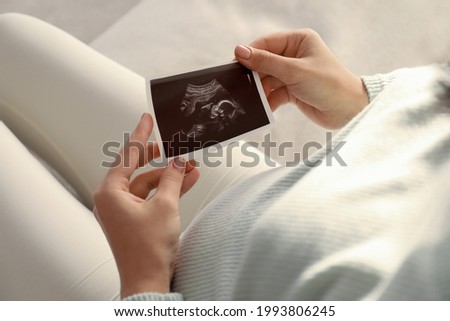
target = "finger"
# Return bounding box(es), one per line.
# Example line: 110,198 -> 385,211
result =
130,164 -> 200,200
180,168 -> 200,197
137,142 -> 161,168
130,158 -> 198,199
261,75 -> 285,96
129,167 -> 165,199
235,45 -> 298,84
155,157 -> 186,199
186,159 -> 198,174
248,31 -> 293,54
106,113 -> 153,181
249,30 -> 318,57
267,86 -> 291,111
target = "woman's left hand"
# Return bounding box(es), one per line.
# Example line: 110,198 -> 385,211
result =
93,113 -> 200,298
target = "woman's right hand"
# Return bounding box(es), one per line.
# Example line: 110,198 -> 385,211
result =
235,29 -> 369,129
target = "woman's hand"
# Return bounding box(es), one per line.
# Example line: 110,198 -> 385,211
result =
235,29 -> 369,129
93,113 -> 200,298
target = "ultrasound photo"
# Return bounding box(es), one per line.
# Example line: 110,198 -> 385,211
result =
147,62 -> 273,159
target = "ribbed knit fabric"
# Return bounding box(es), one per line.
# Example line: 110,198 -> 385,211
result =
124,64 -> 450,301
361,69 -> 406,102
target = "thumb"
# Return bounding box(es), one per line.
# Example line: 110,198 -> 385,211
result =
155,157 -> 186,199
235,45 -> 295,83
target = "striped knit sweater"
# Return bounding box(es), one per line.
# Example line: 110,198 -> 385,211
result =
125,63 -> 450,300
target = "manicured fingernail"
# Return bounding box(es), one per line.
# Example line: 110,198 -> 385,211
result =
235,45 -> 252,59
173,157 -> 186,173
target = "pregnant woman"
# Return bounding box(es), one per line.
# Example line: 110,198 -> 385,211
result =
1,13 -> 449,300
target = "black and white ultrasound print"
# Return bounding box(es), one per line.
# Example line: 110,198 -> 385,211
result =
148,62 -> 273,159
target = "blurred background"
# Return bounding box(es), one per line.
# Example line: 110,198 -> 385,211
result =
2,0 -> 449,75
1,0 -> 450,163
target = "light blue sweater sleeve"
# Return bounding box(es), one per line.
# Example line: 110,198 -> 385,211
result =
122,292 -> 183,301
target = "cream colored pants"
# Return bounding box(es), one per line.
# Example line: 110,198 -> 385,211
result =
0,13 -> 274,300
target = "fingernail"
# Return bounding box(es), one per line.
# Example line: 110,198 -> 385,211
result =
186,159 -> 198,173
188,159 -> 198,168
141,113 -> 147,120
235,45 -> 252,59
173,157 -> 186,173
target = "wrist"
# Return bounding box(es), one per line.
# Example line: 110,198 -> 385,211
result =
117,255 -> 173,298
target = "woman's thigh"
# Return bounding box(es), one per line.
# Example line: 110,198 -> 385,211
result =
0,123 -> 121,300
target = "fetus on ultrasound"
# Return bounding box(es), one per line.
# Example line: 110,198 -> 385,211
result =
179,79 -> 245,138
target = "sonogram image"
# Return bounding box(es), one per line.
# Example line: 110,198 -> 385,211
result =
180,79 -> 245,138
149,62 -> 272,158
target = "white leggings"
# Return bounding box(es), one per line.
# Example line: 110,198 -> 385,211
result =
0,13 -> 274,300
